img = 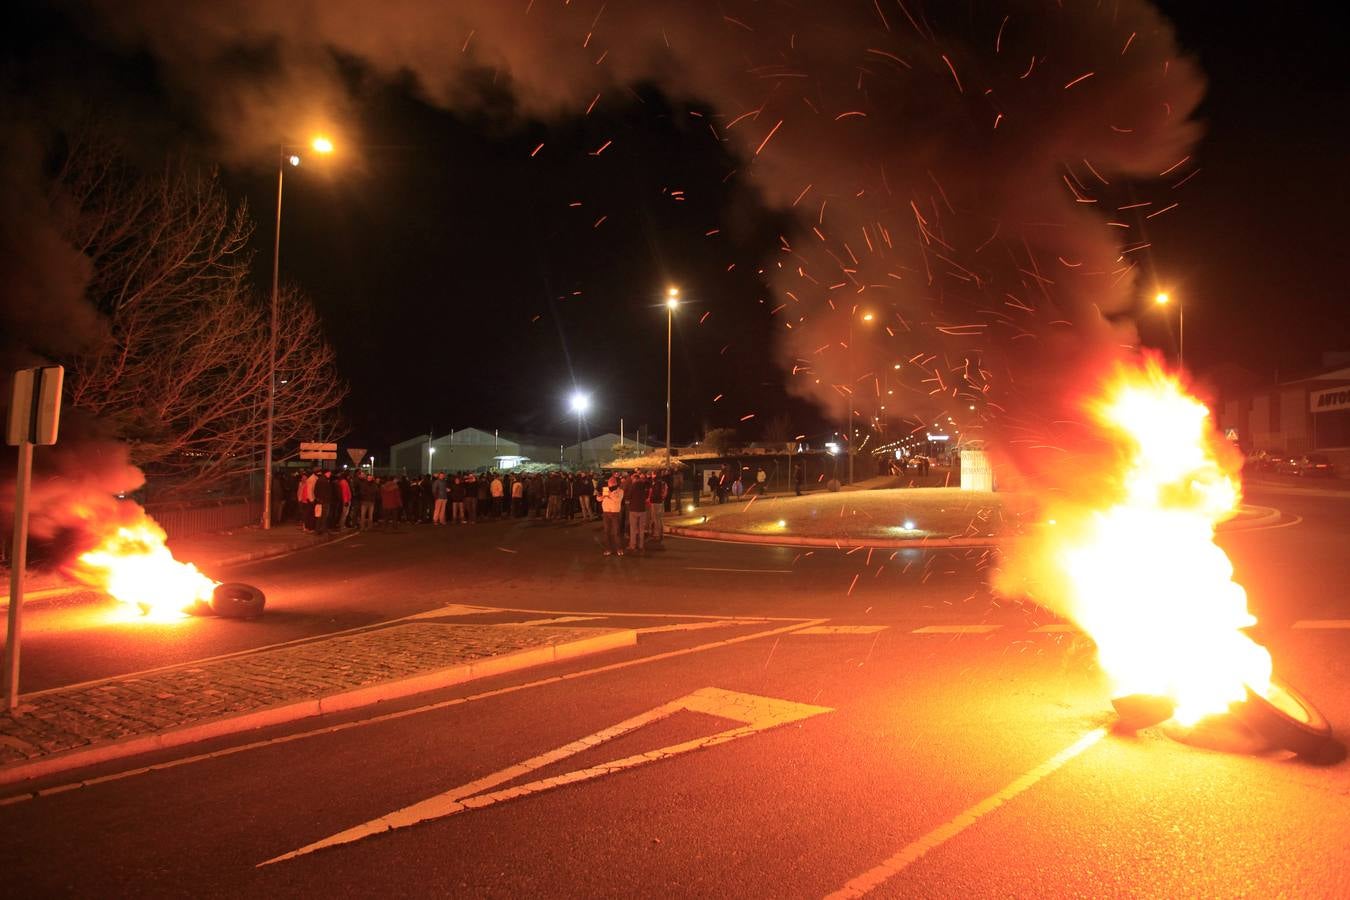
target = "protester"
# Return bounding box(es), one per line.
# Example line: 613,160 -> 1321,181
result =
379,476 -> 403,526
626,473 -> 650,554
600,476 -> 625,556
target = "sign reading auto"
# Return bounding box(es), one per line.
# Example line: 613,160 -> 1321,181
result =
1310,385 -> 1350,413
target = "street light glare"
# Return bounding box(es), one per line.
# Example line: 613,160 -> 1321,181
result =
312,136 -> 335,154
862,312 -> 874,322
287,154 -> 301,167
570,392 -> 590,414
1155,292 -> 1170,306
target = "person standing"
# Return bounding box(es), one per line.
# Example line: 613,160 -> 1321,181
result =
490,473 -> 504,518
338,473 -> 353,529
464,474 -> 479,524
756,467 -> 767,494
647,472 -> 667,546
358,474 -> 378,528
431,473 -> 448,524
511,475 -> 524,517
600,476 -> 625,556
380,476 -> 403,527
450,476 -> 466,524
312,469 -> 334,534
793,463 -> 805,496
300,469 -> 319,532
577,471 -> 595,520
626,474 -> 650,554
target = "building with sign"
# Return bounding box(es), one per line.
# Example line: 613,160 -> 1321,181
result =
1216,361 -> 1350,473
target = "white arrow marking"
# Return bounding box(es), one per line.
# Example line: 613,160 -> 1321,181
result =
259,687 -> 832,866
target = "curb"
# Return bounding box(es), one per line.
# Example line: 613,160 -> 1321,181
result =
0,530 -> 356,612
0,626 -> 636,789
666,503 -> 1283,550
664,524 -> 1004,550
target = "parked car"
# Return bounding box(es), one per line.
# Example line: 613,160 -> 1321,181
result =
1244,449 -> 1281,472
1283,453 -> 1335,477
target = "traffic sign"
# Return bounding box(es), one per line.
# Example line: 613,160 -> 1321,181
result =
298,450 -> 337,460
6,366 -> 63,446
300,442 -> 337,452
346,448 -> 367,466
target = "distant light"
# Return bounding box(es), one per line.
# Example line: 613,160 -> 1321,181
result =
685,504 -> 695,513
312,136 -> 334,154
776,520 -> 787,528
903,520 -> 916,530
969,405 -> 975,410
862,312 -> 874,322
570,392 -> 591,414
287,154 -> 301,167
667,286 -> 680,309
893,363 -> 901,369
1155,292 -> 1170,306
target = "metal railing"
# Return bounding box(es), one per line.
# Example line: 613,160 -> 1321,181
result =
141,497 -> 261,541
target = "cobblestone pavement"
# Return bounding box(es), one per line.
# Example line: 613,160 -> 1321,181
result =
0,623 -> 608,767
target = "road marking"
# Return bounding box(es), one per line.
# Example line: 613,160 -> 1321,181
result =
1030,624 -> 1079,633
1292,619 -> 1350,629
911,625 -> 1001,634
826,727 -> 1108,897
793,625 -> 890,635
2,617 -> 825,805
683,567 -> 794,574
515,615 -> 604,626
635,620 -> 768,634
259,687 -> 832,866
402,604 -> 495,621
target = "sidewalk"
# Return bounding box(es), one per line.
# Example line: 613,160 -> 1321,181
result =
1,525 -> 353,610
0,618 -> 635,790
667,487 -> 1280,549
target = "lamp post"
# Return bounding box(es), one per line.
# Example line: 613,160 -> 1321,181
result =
262,135 -> 334,530
847,310 -> 875,485
428,444 -> 436,475
1155,291 -> 1184,369
570,392 -> 590,469
665,287 -> 679,464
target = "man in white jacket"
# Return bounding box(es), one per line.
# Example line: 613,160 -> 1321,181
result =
599,477 -> 625,556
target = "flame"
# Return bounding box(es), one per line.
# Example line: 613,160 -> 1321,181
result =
68,511 -> 218,621
997,357 -> 1272,726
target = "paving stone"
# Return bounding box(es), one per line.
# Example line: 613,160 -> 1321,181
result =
0,623 -> 608,768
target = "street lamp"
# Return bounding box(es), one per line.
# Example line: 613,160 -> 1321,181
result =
848,310 -> 875,485
1155,291 -> 1184,369
428,444 -> 436,475
570,391 -> 590,468
263,134 -> 334,530
665,286 -> 679,464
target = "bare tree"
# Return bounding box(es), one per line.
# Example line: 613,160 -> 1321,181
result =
54,139 -> 346,496
761,412 -> 792,445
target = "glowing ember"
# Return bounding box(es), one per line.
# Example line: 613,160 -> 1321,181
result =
69,513 -> 218,620
998,357 -> 1272,726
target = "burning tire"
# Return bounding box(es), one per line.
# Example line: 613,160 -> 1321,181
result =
1237,679 -> 1334,757
211,582 -> 267,619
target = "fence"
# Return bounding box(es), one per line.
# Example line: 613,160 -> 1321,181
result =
141,497 -> 261,541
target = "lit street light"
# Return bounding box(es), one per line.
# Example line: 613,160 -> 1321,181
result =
262,134 -> 334,530
1155,291 -> 1184,369
665,286 -> 679,465
570,391 -> 590,468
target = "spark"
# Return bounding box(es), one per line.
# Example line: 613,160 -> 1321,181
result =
940,54 -> 964,93
1064,72 -> 1095,89
530,143 -> 545,158
754,120 -> 784,156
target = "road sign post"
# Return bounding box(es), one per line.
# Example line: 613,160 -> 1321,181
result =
299,441 -> 338,467
4,365 -> 63,712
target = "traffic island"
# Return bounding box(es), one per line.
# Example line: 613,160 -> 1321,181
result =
0,622 -> 635,790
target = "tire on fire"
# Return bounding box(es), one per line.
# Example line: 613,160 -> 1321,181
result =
1237,679 -> 1334,757
211,582 -> 266,619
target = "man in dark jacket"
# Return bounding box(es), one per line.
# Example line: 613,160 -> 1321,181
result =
312,469 -> 335,534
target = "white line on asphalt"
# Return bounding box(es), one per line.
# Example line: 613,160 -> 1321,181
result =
515,616 -> 605,626
1030,624 -> 1079,633
2,617 -> 826,805
683,567 -> 794,574
635,620 -> 769,634
1292,619 -> 1350,629
259,687 -> 832,866
825,727 -> 1108,898
911,625 -> 1001,634
793,625 -> 890,635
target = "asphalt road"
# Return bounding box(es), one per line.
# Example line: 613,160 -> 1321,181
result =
2,486 -> 1347,897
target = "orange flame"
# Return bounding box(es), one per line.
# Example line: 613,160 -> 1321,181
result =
68,511 -> 218,621
997,357 -> 1272,725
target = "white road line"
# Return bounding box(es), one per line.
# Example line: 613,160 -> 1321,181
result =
683,567 -> 794,574
2,617 -> 825,805
826,727 -> 1108,898
911,625 -> 1001,634
1030,624 -> 1079,633
793,625 -> 890,635
259,687 -> 832,866
1292,619 -> 1350,630
514,616 -> 605,626
635,620 -> 768,634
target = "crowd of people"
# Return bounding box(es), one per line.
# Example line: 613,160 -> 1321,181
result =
270,467 -> 685,555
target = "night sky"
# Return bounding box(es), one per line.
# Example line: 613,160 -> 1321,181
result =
5,1 -> 1348,455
